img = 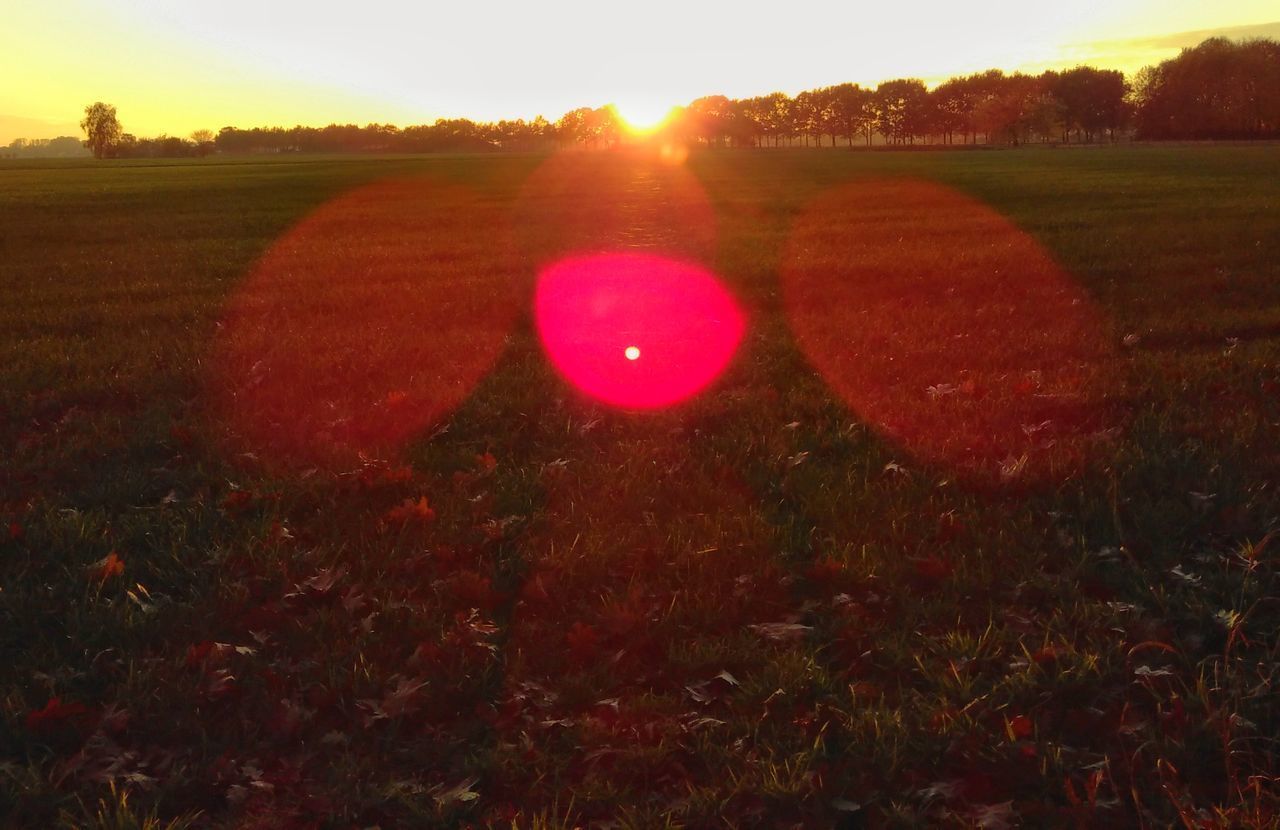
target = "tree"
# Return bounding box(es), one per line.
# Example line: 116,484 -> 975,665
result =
190,128 -> 216,156
1049,67 -> 1128,142
686,95 -> 732,146
1133,37 -> 1280,139
874,79 -> 930,144
828,83 -> 874,146
81,102 -> 122,159
931,77 -> 974,144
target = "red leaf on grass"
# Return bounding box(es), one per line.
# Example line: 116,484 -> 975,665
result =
1008,714 -> 1033,739
476,452 -> 497,471
1031,646 -> 1059,665
200,668 -> 238,702
301,566 -> 346,595
220,489 -> 254,512
805,557 -> 844,584
385,496 -> 435,525
8,521 -> 23,541
520,573 -> 553,606
26,698 -> 90,734
186,641 -> 238,670
382,465 -> 414,484
451,570 -> 498,610
89,552 -> 124,582
360,676 -> 428,722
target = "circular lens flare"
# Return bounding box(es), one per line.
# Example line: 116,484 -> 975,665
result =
536,252 -> 745,410
206,177 -> 522,471
781,178 -> 1118,484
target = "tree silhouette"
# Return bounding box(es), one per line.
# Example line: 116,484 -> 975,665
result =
80,102 -> 122,159
873,79 -> 929,144
1134,37 -> 1280,139
82,34 -> 1278,157
1048,67 -> 1129,142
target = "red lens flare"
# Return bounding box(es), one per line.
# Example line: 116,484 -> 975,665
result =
535,252 -> 745,409
781,178 -> 1118,484
206,177 -> 523,471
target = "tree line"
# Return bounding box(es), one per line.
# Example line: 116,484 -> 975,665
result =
0,136 -> 90,159
73,36 -> 1279,159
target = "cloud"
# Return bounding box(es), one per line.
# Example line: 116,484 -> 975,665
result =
1055,20 -> 1280,71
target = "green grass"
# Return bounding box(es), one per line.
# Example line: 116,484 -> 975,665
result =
2,145 -> 1279,828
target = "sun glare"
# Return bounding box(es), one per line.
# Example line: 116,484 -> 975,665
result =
613,100 -> 673,134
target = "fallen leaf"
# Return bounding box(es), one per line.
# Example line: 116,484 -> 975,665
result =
926,383 -> 957,399
26,697 -> 90,734
433,776 -> 480,805
385,496 -> 436,525
970,801 -> 1017,829
748,622 -> 812,642
89,552 -> 124,582
714,670 -> 741,687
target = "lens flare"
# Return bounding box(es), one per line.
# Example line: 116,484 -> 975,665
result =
535,252 -> 745,410
781,178 -> 1118,484
206,177 -> 523,471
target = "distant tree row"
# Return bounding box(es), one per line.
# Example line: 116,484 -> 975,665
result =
209,118 -> 558,154
0,136 -> 89,159
204,68 -> 1130,155
672,65 -> 1129,148
68,35 -> 1279,159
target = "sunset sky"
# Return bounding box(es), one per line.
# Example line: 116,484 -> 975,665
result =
2,0 -> 1278,143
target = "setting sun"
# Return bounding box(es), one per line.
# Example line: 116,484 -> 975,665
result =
612,100 -> 674,134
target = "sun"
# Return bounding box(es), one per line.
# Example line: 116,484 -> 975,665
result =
612,100 -> 674,134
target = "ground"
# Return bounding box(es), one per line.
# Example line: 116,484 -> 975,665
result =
1,145 -> 1279,828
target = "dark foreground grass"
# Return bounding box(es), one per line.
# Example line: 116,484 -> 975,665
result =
2,146 -> 1280,828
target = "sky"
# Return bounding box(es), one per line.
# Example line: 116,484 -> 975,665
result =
2,0 -> 1278,143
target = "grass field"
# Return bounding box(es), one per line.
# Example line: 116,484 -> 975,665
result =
2,145 -> 1280,828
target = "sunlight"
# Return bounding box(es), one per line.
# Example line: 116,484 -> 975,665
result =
612,100 -> 674,134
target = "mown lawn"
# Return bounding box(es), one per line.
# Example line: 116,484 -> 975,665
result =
2,145 -> 1279,828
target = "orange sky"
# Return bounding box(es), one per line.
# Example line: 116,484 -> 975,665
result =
2,1 -> 1277,143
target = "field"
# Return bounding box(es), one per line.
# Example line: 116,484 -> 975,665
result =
2,145 -> 1280,828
